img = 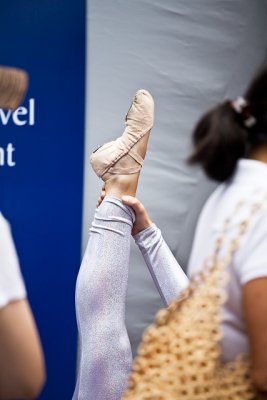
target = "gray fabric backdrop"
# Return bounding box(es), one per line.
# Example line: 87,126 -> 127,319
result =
83,0 -> 267,357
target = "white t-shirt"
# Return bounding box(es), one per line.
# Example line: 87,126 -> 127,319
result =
188,159 -> 267,363
0,212 -> 26,309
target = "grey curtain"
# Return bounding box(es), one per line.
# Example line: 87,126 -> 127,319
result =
83,0 -> 267,356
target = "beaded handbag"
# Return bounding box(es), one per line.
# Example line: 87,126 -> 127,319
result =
123,196 -> 267,400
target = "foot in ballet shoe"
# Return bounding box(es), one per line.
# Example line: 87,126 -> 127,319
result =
0,67 -> 28,110
90,89 -> 154,182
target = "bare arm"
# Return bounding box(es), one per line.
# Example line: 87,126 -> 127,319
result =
243,277 -> 267,396
0,299 -> 45,399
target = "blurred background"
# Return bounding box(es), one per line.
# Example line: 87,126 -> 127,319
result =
1,1 -> 267,398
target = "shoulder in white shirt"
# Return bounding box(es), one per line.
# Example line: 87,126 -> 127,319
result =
0,212 -> 26,309
188,159 -> 267,362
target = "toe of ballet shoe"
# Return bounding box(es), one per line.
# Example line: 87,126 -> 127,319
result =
134,89 -> 154,108
126,89 -> 154,128
135,89 -> 153,98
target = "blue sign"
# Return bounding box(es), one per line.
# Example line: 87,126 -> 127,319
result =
0,1 -> 85,398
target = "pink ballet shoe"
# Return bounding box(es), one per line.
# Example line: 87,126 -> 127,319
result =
90,89 -> 154,181
0,67 -> 28,110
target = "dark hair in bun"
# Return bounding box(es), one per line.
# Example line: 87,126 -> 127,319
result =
188,63 -> 267,181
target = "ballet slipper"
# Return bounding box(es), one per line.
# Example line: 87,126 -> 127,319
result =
90,89 -> 154,182
0,67 -> 28,110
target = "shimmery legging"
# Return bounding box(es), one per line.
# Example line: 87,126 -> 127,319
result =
72,196 -> 189,400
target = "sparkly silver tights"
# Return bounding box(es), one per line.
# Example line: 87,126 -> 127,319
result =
72,196 -> 189,400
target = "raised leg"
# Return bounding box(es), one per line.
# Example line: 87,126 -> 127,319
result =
73,89 -> 154,399
73,196 -> 135,400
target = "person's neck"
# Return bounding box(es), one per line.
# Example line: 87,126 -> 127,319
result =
248,144 -> 267,164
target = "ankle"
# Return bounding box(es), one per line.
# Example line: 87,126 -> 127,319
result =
104,174 -> 139,198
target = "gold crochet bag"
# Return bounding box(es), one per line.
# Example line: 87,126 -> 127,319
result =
123,197 -> 267,400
